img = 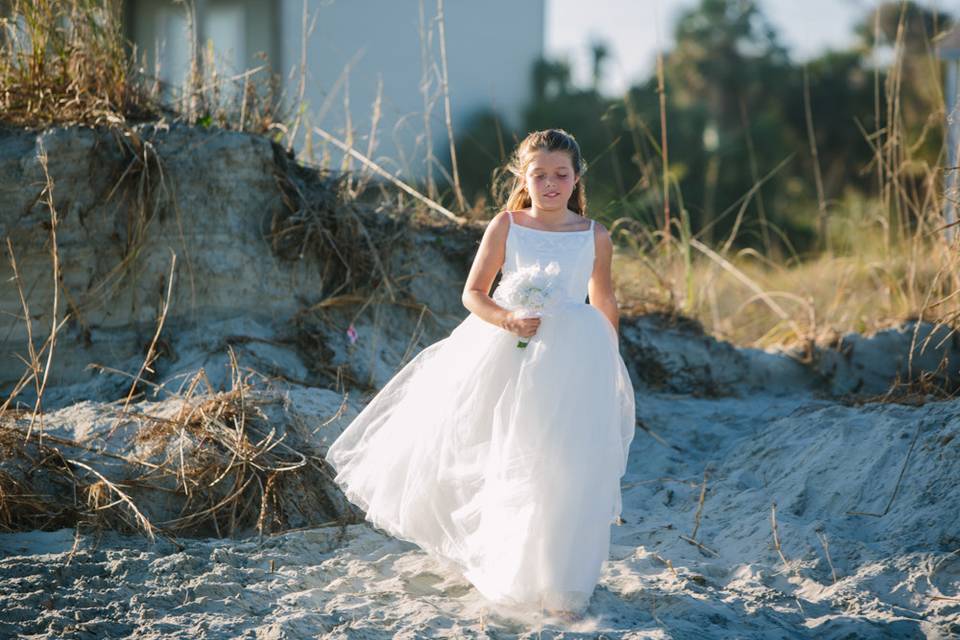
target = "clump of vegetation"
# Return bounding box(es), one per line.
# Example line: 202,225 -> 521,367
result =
604,0 -> 959,350
0,355 -> 359,539
0,0 -> 141,126
0,0 -> 284,132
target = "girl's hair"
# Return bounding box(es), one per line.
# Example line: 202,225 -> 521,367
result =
493,128 -> 588,216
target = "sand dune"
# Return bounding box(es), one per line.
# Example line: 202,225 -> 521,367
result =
1,125 -> 957,638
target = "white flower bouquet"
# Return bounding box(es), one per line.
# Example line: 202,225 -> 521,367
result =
492,261 -> 561,348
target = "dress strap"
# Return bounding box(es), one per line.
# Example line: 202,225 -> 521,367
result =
507,211 -> 514,224
590,218 -> 595,231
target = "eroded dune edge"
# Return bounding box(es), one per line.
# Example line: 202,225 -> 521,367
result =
0,125 -> 957,639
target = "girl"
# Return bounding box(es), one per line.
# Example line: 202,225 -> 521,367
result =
325,128 -> 636,624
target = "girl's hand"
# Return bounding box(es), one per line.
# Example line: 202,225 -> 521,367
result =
500,310 -> 541,339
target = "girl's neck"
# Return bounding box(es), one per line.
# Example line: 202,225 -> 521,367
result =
527,205 -> 573,223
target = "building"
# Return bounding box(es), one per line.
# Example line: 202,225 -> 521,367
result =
122,0 -> 545,184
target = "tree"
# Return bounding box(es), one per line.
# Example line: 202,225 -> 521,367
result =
531,57 -> 573,102
853,2 -> 954,165
662,0 -> 797,247
589,39 -> 609,93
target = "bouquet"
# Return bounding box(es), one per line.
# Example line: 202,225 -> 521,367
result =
492,261 -> 561,348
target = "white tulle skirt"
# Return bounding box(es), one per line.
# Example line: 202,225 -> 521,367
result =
324,301 -> 636,614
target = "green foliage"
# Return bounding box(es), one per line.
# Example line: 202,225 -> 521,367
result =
451,0 -> 954,257
450,108 -> 515,210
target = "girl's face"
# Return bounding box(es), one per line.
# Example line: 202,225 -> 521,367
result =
523,150 -> 578,212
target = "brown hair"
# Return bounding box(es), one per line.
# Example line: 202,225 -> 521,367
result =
492,128 -> 588,216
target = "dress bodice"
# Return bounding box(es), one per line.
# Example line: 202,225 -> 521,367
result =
497,210 -> 596,305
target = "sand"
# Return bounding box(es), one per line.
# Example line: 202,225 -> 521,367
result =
2,381 -> 957,638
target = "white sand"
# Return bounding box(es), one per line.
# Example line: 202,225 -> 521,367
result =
2,383 -> 958,638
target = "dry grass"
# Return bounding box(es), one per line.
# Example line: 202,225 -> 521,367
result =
269,142 -> 433,311
0,0 -> 143,127
845,418 -> 922,518
0,0 -> 285,133
769,501 -> 792,575
0,465 -> 75,532
0,354 -> 358,539
0,140 -> 69,445
610,11 -> 958,374
840,349 -> 958,406
815,526 -> 839,585
613,225 -> 960,351
123,357 -> 348,538
0,0 -> 520,547
679,466 -> 718,558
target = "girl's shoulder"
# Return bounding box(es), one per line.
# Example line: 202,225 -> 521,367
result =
485,210 -> 513,238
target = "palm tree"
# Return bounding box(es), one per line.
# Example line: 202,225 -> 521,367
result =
589,39 -> 609,93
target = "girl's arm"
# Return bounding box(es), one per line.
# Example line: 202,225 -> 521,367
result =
462,211 -> 512,327
587,223 -> 620,337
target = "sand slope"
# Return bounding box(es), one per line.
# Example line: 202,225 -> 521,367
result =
2,385 -> 957,638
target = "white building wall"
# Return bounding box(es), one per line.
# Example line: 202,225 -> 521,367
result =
278,0 -> 543,181
125,0 -> 278,105
126,0 -> 543,183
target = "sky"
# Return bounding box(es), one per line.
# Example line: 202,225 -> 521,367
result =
545,0 -> 949,96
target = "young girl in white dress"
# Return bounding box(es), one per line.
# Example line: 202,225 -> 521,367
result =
324,128 -> 636,623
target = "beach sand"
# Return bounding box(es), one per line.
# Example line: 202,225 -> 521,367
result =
2,384 -> 957,638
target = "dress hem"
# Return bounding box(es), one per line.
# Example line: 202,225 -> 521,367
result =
326,464 -> 606,615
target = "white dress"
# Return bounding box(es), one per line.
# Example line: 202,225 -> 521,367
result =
324,211 -> 636,615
